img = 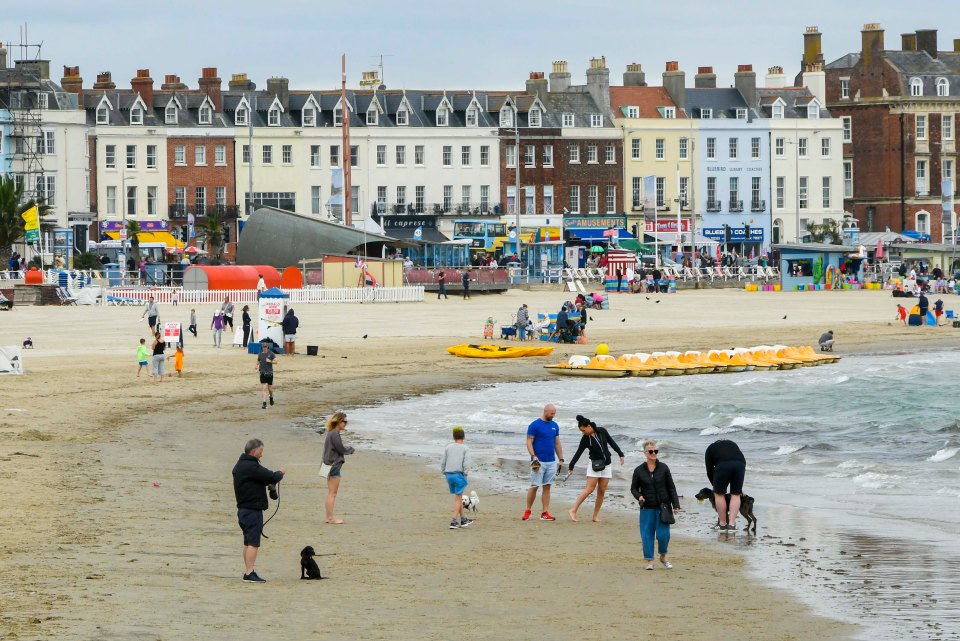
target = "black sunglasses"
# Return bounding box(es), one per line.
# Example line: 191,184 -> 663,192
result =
646,449 -> 659,454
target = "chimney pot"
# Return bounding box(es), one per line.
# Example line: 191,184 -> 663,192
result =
93,71 -> 116,90
202,67 -> 218,78
666,60 -> 679,72
737,64 -> 753,72
551,60 -> 568,73
550,61 -> 571,91
136,68 -> 150,78
697,66 -> 713,74
623,63 -> 646,87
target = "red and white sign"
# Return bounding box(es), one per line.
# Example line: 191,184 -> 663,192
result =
163,322 -> 181,344
644,219 -> 691,233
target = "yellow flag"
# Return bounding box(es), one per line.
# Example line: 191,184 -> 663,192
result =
21,205 -> 40,242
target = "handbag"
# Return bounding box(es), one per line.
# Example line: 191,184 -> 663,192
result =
589,434 -> 606,472
318,462 -> 332,479
659,502 -> 676,525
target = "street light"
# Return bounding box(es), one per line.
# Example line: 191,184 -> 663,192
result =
498,126 -> 522,265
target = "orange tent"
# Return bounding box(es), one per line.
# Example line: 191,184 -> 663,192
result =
182,265 -> 280,290
280,266 -> 303,289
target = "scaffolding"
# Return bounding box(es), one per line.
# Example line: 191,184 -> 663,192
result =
0,38 -> 47,203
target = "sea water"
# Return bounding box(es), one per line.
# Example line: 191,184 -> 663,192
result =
347,351 -> 960,640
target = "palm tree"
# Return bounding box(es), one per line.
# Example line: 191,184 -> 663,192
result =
805,219 -> 841,245
125,218 -> 141,264
0,174 -> 51,264
197,214 -> 225,261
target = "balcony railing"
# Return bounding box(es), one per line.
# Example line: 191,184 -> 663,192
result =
750,199 -> 766,212
706,199 -> 722,213
168,204 -> 240,219
373,202 -> 498,216
728,199 -> 744,213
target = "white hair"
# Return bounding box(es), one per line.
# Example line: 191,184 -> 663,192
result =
642,439 -> 658,452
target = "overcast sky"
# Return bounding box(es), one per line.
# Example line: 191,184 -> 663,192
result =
5,1 -> 960,92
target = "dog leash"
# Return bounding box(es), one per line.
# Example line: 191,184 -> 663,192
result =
261,483 -> 281,539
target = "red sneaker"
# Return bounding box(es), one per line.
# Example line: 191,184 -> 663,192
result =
522,509 -> 532,521
540,512 -> 556,521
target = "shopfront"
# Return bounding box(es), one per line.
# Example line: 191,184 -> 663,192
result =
377,215 -> 467,268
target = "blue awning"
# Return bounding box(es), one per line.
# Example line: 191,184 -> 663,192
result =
566,227 -> 634,241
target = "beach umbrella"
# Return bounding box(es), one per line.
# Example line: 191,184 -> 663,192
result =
876,239 -> 885,260
590,245 -> 605,253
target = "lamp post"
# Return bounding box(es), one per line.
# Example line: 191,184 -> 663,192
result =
498,126 -> 523,265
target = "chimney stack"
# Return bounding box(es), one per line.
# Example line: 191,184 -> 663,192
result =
14,59 -> 51,80
198,67 -> 222,111
161,74 -> 187,90
662,61 -> 685,110
585,56 -> 610,116
802,26 -> 824,70
861,23 -> 885,65
916,29 -> 938,58
0,43 -> 7,70
734,64 -> 757,109
623,63 -> 647,87
525,71 -> 548,95
93,71 -> 116,90
60,65 -> 83,107
130,68 -> 154,107
549,60 -> 571,92
902,33 -> 917,51
229,73 -> 256,92
694,66 -> 716,88
765,66 -> 786,89
266,76 -> 289,111
955,38 -> 960,53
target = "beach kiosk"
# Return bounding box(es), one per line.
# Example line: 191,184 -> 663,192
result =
257,287 -> 288,349
776,243 -> 865,290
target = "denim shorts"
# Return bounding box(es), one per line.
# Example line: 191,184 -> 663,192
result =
530,460 -> 558,487
445,472 -> 468,494
329,465 -> 342,478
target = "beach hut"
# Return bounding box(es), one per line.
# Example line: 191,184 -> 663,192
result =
775,244 -> 864,290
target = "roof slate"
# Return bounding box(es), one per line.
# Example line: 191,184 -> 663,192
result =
609,86 -> 678,118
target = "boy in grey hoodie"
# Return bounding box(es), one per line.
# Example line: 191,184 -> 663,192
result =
440,427 -> 472,529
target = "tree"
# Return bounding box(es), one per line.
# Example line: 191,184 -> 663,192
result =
805,219 -> 841,245
0,174 -> 51,264
125,218 -> 141,264
196,213 -> 225,261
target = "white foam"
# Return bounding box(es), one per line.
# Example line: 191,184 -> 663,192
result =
936,486 -> 960,498
700,425 -> 740,436
853,472 -> 900,489
837,459 -> 868,470
927,447 -> 959,463
729,416 -> 763,427
774,445 -> 804,456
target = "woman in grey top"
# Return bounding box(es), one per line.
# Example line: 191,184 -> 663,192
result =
322,412 -> 354,524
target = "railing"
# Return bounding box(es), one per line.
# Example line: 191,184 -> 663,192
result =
373,202 -> 498,216
728,199 -> 744,213
750,199 -> 766,212
169,204 -> 241,218
706,200 -> 722,212
104,286 -> 424,305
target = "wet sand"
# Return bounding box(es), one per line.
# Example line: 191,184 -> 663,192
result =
2,288 -> 957,640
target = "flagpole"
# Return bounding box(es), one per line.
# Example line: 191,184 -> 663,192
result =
341,54 -> 352,227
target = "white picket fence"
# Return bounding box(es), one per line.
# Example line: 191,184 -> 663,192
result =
105,286 -> 424,305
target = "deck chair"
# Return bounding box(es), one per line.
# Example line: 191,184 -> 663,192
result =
56,286 -> 77,305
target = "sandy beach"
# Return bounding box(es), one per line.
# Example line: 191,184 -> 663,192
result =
2,288 -> 957,640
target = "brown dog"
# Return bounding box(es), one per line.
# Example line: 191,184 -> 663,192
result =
695,487 -> 757,533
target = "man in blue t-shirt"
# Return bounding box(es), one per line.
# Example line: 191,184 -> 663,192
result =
523,404 -> 564,522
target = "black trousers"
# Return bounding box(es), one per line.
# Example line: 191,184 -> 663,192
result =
242,325 -> 251,346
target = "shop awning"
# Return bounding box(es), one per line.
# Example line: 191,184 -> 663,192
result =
566,228 -> 634,241
383,227 -> 450,243
618,239 -> 654,253
105,231 -> 185,249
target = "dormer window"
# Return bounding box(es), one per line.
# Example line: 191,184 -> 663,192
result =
772,103 -> 784,119
736,108 -> 747,120
529,108 -> 541,127
911,77 -> 923,97
38,93 -> 48,109
97,105 -> 109,124
700,108 -> 712,119
590,114 -> 602,127
367,107 -> 378,125
334,108 -> 343,127
165,104 -> 178,124
466,107 -> 478,127
437,107 -> 449,127
937,77 -> 949,97
397,108 -> 408,126
130,106 -> 144,125
236,107 -> 248,126
663,107 -> 677,119
562,113 -> 574,127
199,103 -> 212,125
807,103 -> 820,120
625,106 -> 639,118
268,107 -> 280,126
302,107 -> 316,127
499,107 -> 514,127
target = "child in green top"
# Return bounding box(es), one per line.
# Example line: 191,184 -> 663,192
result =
136,338 -> 150,377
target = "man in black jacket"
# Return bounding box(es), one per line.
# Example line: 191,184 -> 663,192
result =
232,438 -> 285,582
704,439 -> 746,532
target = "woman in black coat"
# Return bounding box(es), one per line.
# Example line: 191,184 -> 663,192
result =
630,439 -> 680,570
567,415 -> 624,523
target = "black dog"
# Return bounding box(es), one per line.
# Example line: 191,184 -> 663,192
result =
695,487 -> 757,533
300,546 -> 324,580
22,337 -> 33,349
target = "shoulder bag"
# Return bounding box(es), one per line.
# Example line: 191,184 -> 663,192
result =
318,462 -> 332,479
590,434 -> 606,472
654,464 -> 676,524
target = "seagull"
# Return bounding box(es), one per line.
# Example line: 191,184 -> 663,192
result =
362,334 -> 368,339
655,300 -> 660,304
782,315 -> 788,319
621,318 -> 626,323
589,316 -> 594,321
645,297 -> 650,300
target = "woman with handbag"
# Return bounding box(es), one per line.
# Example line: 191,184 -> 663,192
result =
322,412 -> 355,524
630,440 -> 680,570
566,415 -> 625,523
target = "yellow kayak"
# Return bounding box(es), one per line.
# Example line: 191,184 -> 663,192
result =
447,344 -> 555,358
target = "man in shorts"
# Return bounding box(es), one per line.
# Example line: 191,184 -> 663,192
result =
523,404 -> 564,521
141,296 -> 159,330
232,438 -> 285,582
704,439 -> 746,532
257,341 -> 277,409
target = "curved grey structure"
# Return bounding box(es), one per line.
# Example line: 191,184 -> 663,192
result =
236,206 -> 398,267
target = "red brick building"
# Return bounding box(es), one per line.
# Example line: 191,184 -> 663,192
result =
818,24 -> 960,241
